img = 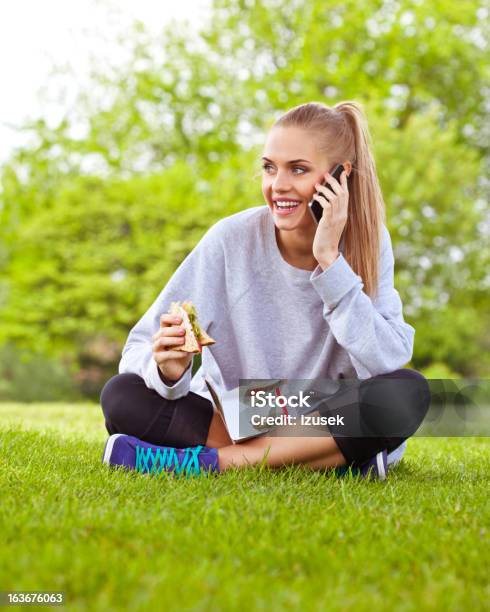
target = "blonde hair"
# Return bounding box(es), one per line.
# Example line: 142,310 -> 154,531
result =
272,101 -> 386,299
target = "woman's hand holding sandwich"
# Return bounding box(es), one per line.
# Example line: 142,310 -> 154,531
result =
152,314 -> 193,383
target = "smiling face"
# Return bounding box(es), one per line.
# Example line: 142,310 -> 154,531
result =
261,126 -> 330,231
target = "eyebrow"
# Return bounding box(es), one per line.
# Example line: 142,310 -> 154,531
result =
261,156 -> 312,164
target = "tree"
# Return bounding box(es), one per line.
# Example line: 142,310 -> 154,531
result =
0,0 -> 488,399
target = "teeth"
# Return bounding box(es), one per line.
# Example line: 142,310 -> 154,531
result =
275,201 -> 300,208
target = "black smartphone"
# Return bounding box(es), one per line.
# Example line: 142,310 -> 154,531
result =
308,163 -> 347,224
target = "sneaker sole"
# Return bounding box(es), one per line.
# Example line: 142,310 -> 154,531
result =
102,433 -> 125,465
376,452 -> 387,481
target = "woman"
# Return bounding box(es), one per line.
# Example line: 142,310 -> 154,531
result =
100,101 -> 430,480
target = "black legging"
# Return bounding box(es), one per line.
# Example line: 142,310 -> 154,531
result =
100,368 -> 430,466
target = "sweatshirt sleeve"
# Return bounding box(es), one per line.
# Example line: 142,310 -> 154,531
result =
118,220 -> 226,399
309,225 -> 415,379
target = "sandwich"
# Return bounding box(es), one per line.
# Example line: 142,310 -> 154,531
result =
169,301 -> 216,354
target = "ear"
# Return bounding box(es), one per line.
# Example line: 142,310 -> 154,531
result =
343,161 -> 353,177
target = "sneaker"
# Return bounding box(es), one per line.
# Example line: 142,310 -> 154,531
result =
335,449 -> 388,481
359,449 -> 388,481
102,433 -> 220,477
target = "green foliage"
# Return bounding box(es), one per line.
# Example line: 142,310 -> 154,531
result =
420,361 -> 461,379
0,343 -> 81,402
0,0 -> 489,399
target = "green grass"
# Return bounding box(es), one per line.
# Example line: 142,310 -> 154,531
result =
1,403 -> 489,611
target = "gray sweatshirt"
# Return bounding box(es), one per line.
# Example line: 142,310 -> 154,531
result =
119,205 -> 414,462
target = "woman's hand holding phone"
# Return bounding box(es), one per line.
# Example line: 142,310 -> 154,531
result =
152,314 -> 193,383
311,165 -> 350,269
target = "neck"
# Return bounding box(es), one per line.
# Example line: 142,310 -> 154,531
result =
275,226 -> 318,268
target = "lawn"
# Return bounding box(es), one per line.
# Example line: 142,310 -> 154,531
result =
0,402 -> 489,611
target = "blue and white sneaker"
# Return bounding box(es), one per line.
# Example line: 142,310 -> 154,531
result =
387,440 -> 407,467
102,433 -> 220,477
335,449 -> 388,481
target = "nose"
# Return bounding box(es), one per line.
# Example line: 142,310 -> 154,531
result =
272,170 -> 292,192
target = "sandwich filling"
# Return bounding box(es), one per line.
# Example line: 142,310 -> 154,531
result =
169,301 -> 216,354
182,302 -> 202,350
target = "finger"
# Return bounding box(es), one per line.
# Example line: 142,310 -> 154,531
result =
155,349 -> 192,362
323,201 -> 333,220
160,313 -> 182,327
314,186 -> 333,205
322,173 -> 342,195
167,325 -> 186,337
340,170 -> 348,189
153,336 -> 185,351
317,200 -> 332,222
152,325 -> 185,341
153,336 -> 186,352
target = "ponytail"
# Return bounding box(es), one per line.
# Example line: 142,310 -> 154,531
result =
334,101 -> 385,298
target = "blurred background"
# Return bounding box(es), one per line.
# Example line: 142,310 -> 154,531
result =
0,0 -> 488,403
